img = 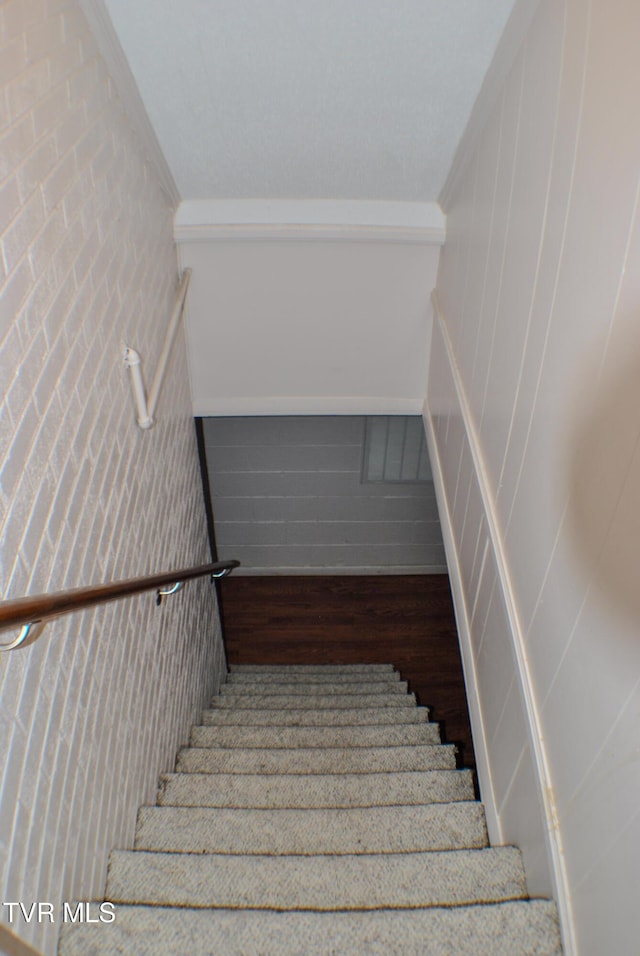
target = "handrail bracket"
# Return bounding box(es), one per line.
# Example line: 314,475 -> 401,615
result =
0,621 -> 46,652
156,581 -> 184,605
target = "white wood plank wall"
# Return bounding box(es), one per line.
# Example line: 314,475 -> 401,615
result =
203,416 -> 446,573
426,1 -> 640,954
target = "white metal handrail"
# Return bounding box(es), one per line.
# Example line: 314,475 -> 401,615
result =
124,268 -> 192,429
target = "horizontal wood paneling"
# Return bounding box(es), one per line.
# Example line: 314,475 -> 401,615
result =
220,574 -> 475,772
204,416 -> 447,573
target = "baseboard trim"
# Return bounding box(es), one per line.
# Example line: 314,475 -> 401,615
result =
427,291 -> 576,955
234,566 -> 449,576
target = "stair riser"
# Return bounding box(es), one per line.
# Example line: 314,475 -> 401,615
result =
106,848 -> 527,910
227,671 -> 401,685
176,745 -> 457,774
209,694 -> 417,710
134,803 -> 487,855
219,681 -> 408,696
59,902 -> 564,956
157,770 -> 475,809
229,664 -> 395,674
201,706 -> 430,727
190,724 -> 441,749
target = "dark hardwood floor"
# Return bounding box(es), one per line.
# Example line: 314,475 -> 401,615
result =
219,574 -> 476,772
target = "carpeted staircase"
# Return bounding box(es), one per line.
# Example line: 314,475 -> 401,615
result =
60,664 -> 563,955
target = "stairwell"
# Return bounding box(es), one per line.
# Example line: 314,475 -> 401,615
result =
59,664 -> 562,955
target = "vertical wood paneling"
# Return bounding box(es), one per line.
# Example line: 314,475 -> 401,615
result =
471,63 -> 523,434
459,104 -> 505,391
431,0 -> 640,952
483,2 -> 565,492
476,52 -> 526,450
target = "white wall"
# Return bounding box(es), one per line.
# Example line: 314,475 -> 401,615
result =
101,0 -> 517,202
0,4 -> 224,953
425,1 -> 640,954
176,203 -> 443,417
203,416 -> 446,574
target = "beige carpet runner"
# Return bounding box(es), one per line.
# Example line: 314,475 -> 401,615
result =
59,664 -> 563,954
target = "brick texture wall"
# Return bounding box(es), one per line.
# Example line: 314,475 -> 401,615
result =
0,3 -> 225,952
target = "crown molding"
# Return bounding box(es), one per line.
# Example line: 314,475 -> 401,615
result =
175,200 -> 446,245
79,0 -> 180,205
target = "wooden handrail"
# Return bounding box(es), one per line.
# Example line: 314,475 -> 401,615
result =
0,559 -> 240,650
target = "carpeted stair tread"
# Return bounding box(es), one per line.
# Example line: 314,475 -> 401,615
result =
157,769 -> 476,808
106,846 -> 527,909
190,722 -> 441,749
201,704 -> 431,726
219,679 -> 409,696
229,664 -> 396,674
227,670 -> 402,684
59,900 -> 563,956
57,661 -> 563,956
209,692 -> 417,710
134,803 -> 487,855
176,743 -> 457,774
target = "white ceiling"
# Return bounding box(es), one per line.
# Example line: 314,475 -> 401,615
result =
103,0 -> 517,202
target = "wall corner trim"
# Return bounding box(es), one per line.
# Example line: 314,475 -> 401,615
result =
426,290 -> 576,956
174,200 -> 446,245
79,0 -> 180,206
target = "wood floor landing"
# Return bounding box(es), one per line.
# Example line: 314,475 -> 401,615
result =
219,575 -> 475,771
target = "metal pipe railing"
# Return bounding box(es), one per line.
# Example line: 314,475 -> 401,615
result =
124,268 -> 192,429
0,559 -> 240,652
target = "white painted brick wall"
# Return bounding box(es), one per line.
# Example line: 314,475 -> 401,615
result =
0,4 -> 226,953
